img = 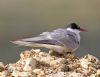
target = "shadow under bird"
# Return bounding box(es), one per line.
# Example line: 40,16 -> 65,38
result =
11,23 -> 87,54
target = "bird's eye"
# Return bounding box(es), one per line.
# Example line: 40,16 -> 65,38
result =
78,27 -> 80,29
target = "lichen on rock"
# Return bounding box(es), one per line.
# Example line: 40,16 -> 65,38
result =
0,49 -> 100,77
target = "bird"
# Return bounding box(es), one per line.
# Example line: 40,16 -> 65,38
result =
11,23 -> 87,54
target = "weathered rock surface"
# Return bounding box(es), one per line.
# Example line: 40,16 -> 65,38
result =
0,49 -> 100,77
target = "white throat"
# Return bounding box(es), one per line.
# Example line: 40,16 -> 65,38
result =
67,28 -> 80,34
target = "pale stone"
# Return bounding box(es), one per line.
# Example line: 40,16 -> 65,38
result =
50,58 -> 67,65
84,54 -> 99,64
0,62 -> 4,68
7,64 -> 16,72
20,50 -> 32,59
79,58 -> 90,69
12,70 -> 32,77
90,74 -> 95,77
96,69 -> 100,77
33,69 -> 44,75
0,49 -> 99,77
23,58 -> 37,71
0,71 -> 8,77
68,72 -> 84,77
46,72 -> 65,77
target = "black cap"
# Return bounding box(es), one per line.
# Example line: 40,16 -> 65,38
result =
68,23 -> 80,29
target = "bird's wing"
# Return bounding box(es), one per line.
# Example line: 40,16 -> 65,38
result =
12,28 -> 64,47
49,29 -> 79,49
12,28 -> 79,49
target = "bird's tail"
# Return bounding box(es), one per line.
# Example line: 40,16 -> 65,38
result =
11,40 -> 33,47
11,36 -> 46,47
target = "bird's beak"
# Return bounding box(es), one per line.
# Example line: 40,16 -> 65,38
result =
79,28 -> 87,32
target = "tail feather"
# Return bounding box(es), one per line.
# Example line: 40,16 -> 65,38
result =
11,36 -> 47,47
11,40 -> 33,46
11,36 -> 64,48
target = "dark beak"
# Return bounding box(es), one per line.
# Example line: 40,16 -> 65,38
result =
79,28 -> 87,32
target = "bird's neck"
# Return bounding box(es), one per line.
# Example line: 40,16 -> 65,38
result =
67,28 -> 80,42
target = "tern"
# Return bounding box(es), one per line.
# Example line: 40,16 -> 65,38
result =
12,23 -> 86,54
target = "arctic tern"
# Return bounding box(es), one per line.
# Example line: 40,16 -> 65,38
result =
12,23 -> 87,54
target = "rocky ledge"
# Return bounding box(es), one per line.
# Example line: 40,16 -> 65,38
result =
0,49 -> 100,77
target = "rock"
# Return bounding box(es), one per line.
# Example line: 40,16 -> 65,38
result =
67,72 -> 84,77
84,54 -> 99,64
0,62 -> 4,68
0,62 -> 5,72
50,58 -> 68,66
0,49 -> 100,77
0,70 -> 9,77
96,69 -> 100,77
20,50 -> 33,59
7,64 -> 16,72
23,58 -> 37,71
79,58 -> 90,69
46,72 -> 65,77
12,70 -> 36,77
33,69 -> 45,77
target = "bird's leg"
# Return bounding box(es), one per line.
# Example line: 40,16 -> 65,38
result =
67,48 -> 73,54
49,50 -> 63,57
63,49 -> 78,60
63,48 -> 73,57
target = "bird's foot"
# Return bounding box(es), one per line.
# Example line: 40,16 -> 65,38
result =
49,50 -> 63,57
63,52 -> 78,60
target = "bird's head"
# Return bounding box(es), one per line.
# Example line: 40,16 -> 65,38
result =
66,23 -> 87,33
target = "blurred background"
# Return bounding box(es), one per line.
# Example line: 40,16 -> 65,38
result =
0,0 -> 100,64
